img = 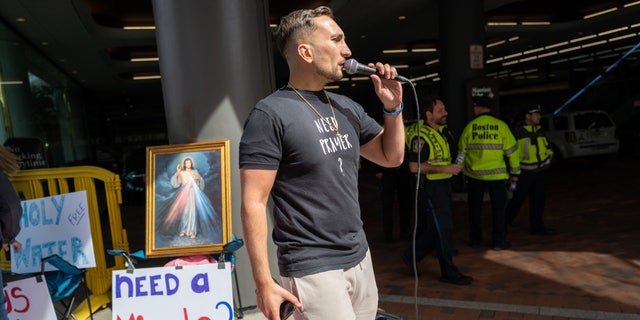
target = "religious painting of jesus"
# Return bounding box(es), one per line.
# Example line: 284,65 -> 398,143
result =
145,140 -> 232,257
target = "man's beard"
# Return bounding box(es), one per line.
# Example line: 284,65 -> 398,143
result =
316,65 -> 343,83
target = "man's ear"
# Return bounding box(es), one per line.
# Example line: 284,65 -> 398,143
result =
297,43 -> 313,63
426,110 -> 433,121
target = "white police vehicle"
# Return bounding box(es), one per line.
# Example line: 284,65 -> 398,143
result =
540,110 -> 619,162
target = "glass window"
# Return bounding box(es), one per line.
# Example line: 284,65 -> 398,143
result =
0,18 -> 90,167
574,112 -> 613,130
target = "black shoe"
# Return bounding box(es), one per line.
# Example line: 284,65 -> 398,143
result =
439,274 -> 473,285
401,252 -> 420,276
492,241 -> 511,251
531,228 -> 557,235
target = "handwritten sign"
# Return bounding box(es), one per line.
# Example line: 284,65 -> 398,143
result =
112,263 -> 233,320
11,191 -> 96,274
4,276 -> 56,320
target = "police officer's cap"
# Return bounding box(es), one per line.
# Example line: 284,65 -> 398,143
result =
472,95 -> 494,108
527,105 -> 543,114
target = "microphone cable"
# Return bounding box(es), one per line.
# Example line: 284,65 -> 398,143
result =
402,79 -> 422,320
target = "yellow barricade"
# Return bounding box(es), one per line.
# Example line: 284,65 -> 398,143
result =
2,165 -> 130,319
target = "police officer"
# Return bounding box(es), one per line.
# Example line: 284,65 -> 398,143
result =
459,91 -> 520,250
375,159 -> 413,242
401,95 -> 472,285
506,105 -> 556,235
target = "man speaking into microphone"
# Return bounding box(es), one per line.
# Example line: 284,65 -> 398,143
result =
239,5 -> 405,320
344,58 -> 411,83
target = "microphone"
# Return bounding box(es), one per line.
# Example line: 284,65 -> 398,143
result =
343,58 -> 410,83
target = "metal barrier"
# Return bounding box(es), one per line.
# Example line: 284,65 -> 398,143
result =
2,165 -> 130,319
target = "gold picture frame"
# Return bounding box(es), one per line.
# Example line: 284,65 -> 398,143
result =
145,140 -> 232,258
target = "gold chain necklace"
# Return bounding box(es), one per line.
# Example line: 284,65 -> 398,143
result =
288,83 -> 342,138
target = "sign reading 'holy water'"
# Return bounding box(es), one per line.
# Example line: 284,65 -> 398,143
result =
111,263 -> 233,320
11,190 -> 96,273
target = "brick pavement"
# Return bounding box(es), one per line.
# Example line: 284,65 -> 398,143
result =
363,156 -> 640,320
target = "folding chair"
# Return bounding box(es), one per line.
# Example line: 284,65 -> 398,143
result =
106,249 -> 146,273
39,254 -> 93,320
213,235 -> 245,319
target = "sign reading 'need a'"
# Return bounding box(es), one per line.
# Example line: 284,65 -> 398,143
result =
111,263 -> 234,320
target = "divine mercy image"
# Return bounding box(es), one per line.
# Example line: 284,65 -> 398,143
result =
153,150 -> 223,248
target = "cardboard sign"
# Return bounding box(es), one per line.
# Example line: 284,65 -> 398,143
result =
4,276 -> 56,320
12,191 -> 96,274
111,263 -> 233,320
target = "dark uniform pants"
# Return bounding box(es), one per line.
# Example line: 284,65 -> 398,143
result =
410,178 -> 461,278
506,170 -> 546,232
380,168 -> 413,240
466,177 -> 508,247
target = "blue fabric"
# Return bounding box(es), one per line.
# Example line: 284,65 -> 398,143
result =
41,255 -> 84,302
43,255 -> 83,276
44,271 -> 83,302
212,236 -> 244,271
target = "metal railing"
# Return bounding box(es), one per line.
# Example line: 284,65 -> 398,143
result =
3,165 -> 130,319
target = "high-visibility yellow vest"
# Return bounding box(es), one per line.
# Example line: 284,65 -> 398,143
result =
405,120 -> 452,180
514,124 -> 553,172
459,113 -> 521,180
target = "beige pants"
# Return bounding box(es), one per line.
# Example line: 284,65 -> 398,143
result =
281,249 -> 378,320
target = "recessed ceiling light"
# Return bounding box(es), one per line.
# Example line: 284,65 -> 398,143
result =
130,57 -> 159,62
521,21 -> 550,25
123,26 -> 156,30
624,0 -> 640,7
487,22 -> 517,26
411,48 -> 436,53
382,49 -> 408,54
599,27 -> 629,36
583,8 -> 617,19
133,75 -> 161,80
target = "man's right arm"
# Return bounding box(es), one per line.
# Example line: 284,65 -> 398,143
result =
240,168 -> 300,319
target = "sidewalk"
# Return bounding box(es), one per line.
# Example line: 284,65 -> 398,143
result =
58,155 -> 640,320
364,155 -> 640,319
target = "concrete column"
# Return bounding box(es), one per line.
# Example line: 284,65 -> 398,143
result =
438,0 -> 486,136
152,0 -> 277,309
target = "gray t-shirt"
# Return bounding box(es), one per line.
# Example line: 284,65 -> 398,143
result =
239,87 -> 382,277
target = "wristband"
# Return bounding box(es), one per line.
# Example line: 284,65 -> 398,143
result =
382,102 -> 403,116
